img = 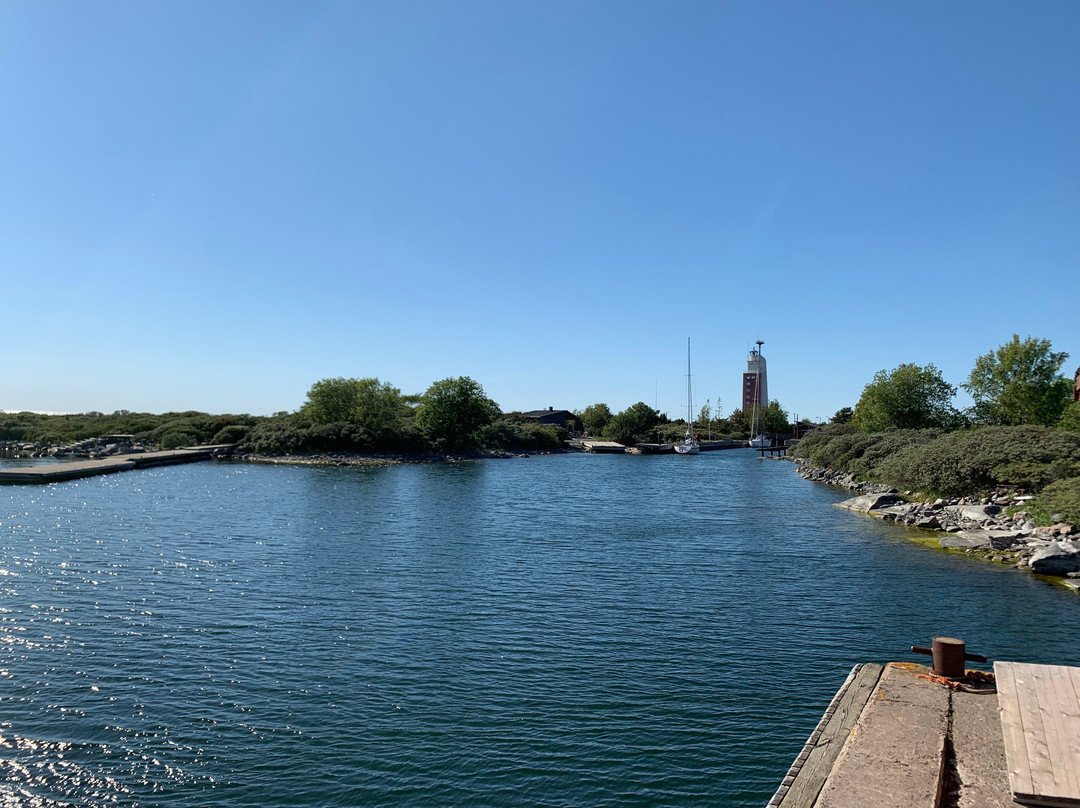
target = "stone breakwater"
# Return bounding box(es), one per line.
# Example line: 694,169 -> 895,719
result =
796,462 -> 1080,592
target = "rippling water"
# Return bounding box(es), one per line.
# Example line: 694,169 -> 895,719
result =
2,452 -> 1078,807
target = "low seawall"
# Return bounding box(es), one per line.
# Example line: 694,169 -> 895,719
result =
0,446 -> 234,485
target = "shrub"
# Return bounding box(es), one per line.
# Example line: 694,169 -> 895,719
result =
849,429 -> 943,480
211,425 -> 251,445
242,417 -> 310,454
481,417 -> 563,452
1033,477 -> 1080,525
874,426 -> 1080,496
159,428 -> 200,449
789,423 -> 859,468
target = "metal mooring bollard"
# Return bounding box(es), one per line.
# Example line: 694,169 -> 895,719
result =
910,636 -> 988,679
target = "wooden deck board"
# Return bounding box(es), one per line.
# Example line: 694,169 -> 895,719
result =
996,661 -> 1080,806
771,663 -> 884,808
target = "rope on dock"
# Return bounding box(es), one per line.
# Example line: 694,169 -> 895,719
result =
765,663 -> 864,808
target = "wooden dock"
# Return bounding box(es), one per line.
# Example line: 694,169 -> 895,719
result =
996,662 -> 1080,806
769,658 -> 1080,808
0,446 -> 231,485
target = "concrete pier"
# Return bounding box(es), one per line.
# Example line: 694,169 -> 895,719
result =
0,446 -> 231,485
769,661 -> 1015,808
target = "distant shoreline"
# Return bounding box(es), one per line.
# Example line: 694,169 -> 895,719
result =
238,449 -> 572,467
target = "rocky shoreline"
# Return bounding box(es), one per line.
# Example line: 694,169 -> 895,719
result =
795,462 -> 1080,591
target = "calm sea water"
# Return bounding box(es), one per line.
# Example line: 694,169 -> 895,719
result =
2,451 -> 1078,807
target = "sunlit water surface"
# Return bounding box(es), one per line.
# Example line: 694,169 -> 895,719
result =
2,452 -> 1078,807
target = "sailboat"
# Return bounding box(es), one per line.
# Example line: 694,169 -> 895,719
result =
748,375 -> 772,449
675,338 -> 700,455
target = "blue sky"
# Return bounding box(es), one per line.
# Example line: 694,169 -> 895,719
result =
3,1 -> 1077,422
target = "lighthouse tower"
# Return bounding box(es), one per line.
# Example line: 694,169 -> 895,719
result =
742,341 -> 768,411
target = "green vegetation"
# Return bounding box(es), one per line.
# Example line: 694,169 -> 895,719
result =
416,376 -> 500,452
853,363 -> 959,432
0,410 -> 259,447
792,422 -> 1080,523
603,402 -> 663,446
830,407 -> 853,424
800,335 -> 1080,522
1060,402 -> 1080,434
964,335 -> 1073,427
302,377 -> 404,433
578,403 -> 613,435
1032,477 -> 1080,526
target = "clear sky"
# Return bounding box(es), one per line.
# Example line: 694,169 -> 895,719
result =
3,1 -> 1078,422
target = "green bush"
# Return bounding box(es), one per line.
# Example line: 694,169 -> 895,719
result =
789,423 -> 859,467
848,429 -> 943,479
159,428 -> 200,449
874,426 -> 1080,496
242,417 -> 310,454
1033,477 -> 1080,525
211,425 -> 251,445
480,417 -> 563,452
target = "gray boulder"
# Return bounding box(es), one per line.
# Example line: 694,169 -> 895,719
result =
835,493 -> 899,513
945,504 -> 1002,523
941,533 -> 992,550
1029,542 -> 1080,576
951,529 -> 1025,550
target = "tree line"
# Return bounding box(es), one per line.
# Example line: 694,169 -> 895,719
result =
575,399 -> 792,446
831,334 -> 1078,433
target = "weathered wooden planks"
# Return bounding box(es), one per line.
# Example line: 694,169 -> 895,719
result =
812,663 -> 951,808
996,661 -> 1080,807
769,663 -> 884,808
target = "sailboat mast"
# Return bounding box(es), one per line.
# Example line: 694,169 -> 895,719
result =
686,338 -> 693,426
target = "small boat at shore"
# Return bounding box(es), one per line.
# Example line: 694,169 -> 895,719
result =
675,339 -> 700,455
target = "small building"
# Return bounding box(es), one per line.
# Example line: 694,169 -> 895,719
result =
791,420 -> 818,440
522,407 -> 576,428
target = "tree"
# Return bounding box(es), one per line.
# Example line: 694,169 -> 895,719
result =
302,377 -> 403,433
760,400 -> 791,434
853,363 -> 958,433
1058,401 -> 1080,434
603,402 -> 661,446
963,335 -> 1072,426
579,403 -> 613,435
830,407 -> 854,424
416,376 -> 500,451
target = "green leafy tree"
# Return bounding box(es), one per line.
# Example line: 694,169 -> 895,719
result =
416,376 -> 500,451
603,402 -> 662,446
830,407 -> 854,424
579,403 -> 613,435
302,377 -> 404,433
963,335 -> 1072,426
1059,401 -> 1080,434
760,400 -> 791,434
853,363 -> 958,433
